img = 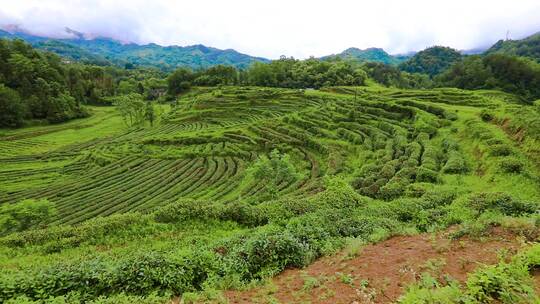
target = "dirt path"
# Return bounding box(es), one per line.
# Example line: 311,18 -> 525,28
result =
224,228 -> 521,304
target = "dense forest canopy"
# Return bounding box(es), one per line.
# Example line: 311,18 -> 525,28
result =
399,46 -> 463,77
437,53 -> 540,101
0,39 -> 167,127
321,47 -> 407,65
486,32 -> 540,62
3,34 -> 540,128
0,29 -> 269,70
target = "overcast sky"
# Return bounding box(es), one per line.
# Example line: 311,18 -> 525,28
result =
1,0 -> 540,59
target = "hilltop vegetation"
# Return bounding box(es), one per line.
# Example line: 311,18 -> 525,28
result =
0,29 -> 268,70
486,32 -> 540,62
0,39 -> 171,127
321,47 -> 407,65
437,53 -> 540,101
399,46 -> 462,76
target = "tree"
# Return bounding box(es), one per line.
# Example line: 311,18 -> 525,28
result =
0,199 -> 57,235
0,84 -> 24,127
167,68 -> 193,96
247,149 -> 299,200
399,46 -> 462,77
117,79 -> 138,94
47,93 -> 79,123
145,101 -> 156,127
112,93 -> 146,127
137,82 -> 145,95
437,54 -> 540,101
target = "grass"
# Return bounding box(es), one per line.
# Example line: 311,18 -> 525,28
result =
0,85 -> 539,303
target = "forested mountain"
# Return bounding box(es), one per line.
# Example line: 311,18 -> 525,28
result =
485,32 -> 540,62
437,53 -> 540,101
0,28 -> 269,70
0,39 -> 170,127
399,46 -> 462,76
321,47 -> 407,65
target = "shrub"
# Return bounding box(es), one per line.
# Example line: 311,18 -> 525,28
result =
416,167 -> 440,183
466,260 -> 535,303
220,226 -> 312,280
442,151 -> 468,173
245,149 -> 299,200
499,157 -> 524,173
486,138 -> 504,146
258,198 -> 316,223
399,275 -> 462,304
480,109 -> 494,122
489,144 -> 512,157
467,192 -> 538,216
221,201 -> 267,227
378,178 -> 409,200
0,199 -> 57,236
0,251 -> 217,301
1,213 -> 150,249
153,200 -> 219,223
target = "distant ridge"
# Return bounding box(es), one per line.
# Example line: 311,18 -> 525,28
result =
485,32 -> 540,62
321,47 -> 408,65
0,26 -> 269,70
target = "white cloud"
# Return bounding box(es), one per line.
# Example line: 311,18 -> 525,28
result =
1,0 -> 540,59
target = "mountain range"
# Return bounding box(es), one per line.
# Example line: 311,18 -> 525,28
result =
0,27 -> 269,70
1,26 -> 538,70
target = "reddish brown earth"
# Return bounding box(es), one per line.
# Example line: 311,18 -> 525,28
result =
224,228 -> 522,304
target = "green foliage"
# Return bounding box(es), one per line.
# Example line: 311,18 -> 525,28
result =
399,275 -> 463,304
1,251 -> 215,301
111,94 -> 158,127
0,84 -> 24,127
0,39 -> 89,125
363,62 -> 431,88
1,80 -> 540,303
400,244 -> 540,303
400,46 -> 462,77
466,192 -> 538,216
0,199 -> 56,236
246,149 -> 299,200
437,54 -> 540,101
486,32 -> 540,62
322,47 -> 406,65
246,58 -> 366,89
499,157 -> 525,173
0,212 -> 151,250
167,68 -> 194,95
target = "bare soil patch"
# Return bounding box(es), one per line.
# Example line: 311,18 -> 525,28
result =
224,227 -> 521,304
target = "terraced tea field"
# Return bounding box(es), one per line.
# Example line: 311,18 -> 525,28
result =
1,87 -> 538,222
1,86 -> 540,303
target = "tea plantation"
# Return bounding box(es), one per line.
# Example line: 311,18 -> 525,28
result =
0,85 -> 539,303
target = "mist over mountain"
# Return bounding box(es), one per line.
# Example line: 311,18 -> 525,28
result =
0,26 -> 269,70
2,25 -> 540,72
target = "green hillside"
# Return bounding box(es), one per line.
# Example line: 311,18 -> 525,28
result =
399,46 -> 462,76
321,47 -> 407,65
0,30 -> 269,70
486,32 -> 540,62
1,84 -> 539,303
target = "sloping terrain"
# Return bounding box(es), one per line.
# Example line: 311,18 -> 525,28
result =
225,227 -> 522,303
0,29 -> 269,69
0,85 -> 539,303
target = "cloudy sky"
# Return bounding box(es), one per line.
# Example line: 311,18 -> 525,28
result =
1,0 -> 540,59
